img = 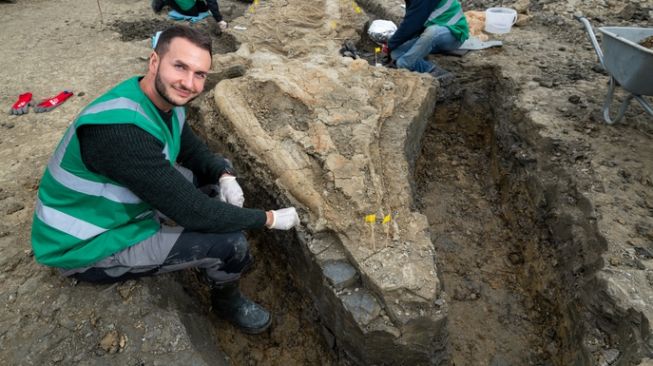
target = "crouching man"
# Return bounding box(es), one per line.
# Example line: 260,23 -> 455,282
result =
31,25 -> 299,334
388,0 -> 470,82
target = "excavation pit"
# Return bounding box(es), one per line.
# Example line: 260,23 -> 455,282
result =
111,18 -> 240,55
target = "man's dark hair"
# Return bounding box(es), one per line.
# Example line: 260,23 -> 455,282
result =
154,25 -> 213,58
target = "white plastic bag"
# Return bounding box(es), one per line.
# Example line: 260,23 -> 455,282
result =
367,20 -> 397,44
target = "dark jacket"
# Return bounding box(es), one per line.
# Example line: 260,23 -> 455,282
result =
170,0 -> 223,22
205,0 -> 222,22
388,0 -> 440,50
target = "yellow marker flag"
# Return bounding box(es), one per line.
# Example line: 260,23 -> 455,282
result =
330,20 -> 337,29
364,214 -> 376,223
382,214 -> 391,224
375,47 -> 381,54
355,6 -> 362,13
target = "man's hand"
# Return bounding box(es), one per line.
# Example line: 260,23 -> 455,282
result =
218,20 -> 228,31
266,208 -> 300,230
218,175 -> 244,207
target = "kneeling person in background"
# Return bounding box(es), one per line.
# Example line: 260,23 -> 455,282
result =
387,0 -> 469,82
152,0 -> 228,30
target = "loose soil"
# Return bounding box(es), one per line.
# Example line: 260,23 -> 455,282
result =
416,70 -> 555,365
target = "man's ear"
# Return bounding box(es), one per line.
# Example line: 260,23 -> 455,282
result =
148,51 -> 159,74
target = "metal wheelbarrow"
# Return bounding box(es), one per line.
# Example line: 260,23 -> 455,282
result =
577,16 -> 653,124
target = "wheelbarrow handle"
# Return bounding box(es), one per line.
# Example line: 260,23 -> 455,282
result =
576,16 -> 606,69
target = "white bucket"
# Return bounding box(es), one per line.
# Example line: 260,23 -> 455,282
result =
484,7 -> 517,34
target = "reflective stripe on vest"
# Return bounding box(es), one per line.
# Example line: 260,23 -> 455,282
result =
426,0 -> 464,26
46,99 -> 185,203
48,126 -> 143,204
163,107 -> 185,160
82,97 -> 152,121
428,0 -> 454,21
35,198 -> 108,240
446,10 -> 464,25
46,96 -> 160,205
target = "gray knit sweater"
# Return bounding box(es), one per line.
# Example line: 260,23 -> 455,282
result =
77,111 -> 266,233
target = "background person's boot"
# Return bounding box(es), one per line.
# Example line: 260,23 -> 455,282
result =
429,65 -> 455,86
211,281 -> 271,334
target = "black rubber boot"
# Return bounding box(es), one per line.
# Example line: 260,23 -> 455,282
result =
211,282 -> 271,334
429,65 -> 455,86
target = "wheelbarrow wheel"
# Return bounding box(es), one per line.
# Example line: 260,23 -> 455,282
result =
602,76 -> 634,124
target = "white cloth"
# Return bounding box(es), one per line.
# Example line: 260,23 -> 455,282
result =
368,19 -> 398,44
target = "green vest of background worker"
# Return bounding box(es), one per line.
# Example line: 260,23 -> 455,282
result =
152,0 -> 229,31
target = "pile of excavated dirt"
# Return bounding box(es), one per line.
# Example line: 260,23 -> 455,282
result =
1,0 -> 652,365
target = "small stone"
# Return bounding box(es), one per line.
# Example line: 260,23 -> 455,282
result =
538,79 -> 554,88
5,201 -> 24,215
341,290 -> 381,326
568,95 -> 581,104
635,222 -> 653,241
119,334 -> 127,352
634,247 -> 653,259
323,261 -> 358,290
434,299 -> 445,307
116,280 -> 137,300
603,348 -> 619,364
51,353 -> 64,363
508,252 -> 524,265
99,330 -> 120,353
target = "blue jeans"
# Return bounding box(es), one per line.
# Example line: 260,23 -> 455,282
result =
391,25 -> 463,73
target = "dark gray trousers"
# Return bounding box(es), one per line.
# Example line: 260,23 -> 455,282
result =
63,166 -> 252,284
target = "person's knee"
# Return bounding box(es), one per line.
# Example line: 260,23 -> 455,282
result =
422,25 -> 440,40
203,234 -> 252,283
395,56 -> 411,70
231,235 -> 250,264
216,234 -> 251,273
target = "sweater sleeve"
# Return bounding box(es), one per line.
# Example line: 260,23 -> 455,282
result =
77,124 -> 267,233
388,0 -> 435,50
177,123 -> 230,186
206,0 -> 223,22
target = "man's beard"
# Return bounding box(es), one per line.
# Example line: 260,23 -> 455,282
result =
154,66 -> 198,107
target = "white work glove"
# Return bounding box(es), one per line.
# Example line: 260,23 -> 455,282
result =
218,20 -> 228,31
267,207 -> 300,230
218,176 -> 244,207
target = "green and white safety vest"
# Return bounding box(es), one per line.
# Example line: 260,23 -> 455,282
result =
424,0 -> 470,42
31,77 -> 185,269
